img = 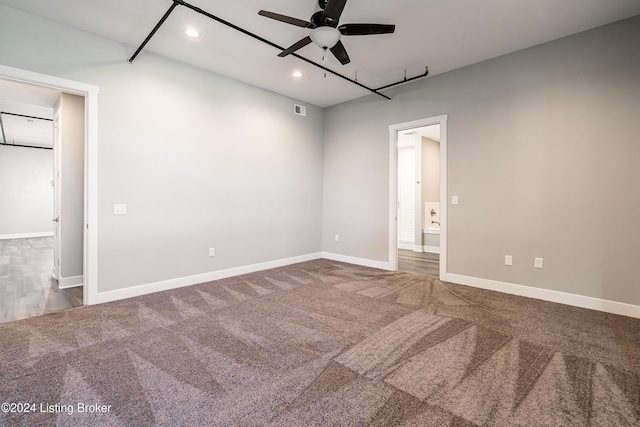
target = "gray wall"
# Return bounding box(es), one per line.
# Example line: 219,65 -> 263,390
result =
0,145 -> 53,236
55,93 -> 85,278
323,16 -> 640,306
0,5 -> 324,293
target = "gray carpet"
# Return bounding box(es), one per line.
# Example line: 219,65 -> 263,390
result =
1,259 -> 639,426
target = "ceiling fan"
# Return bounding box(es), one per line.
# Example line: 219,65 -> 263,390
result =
258,0 -> 395,65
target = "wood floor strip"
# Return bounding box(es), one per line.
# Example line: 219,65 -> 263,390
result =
398,250 -> 440,278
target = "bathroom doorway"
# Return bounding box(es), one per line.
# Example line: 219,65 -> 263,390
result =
389,115 -> 447,279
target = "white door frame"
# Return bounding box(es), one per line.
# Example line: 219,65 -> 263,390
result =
52,112 -> 61,280
0,64 -> 99,306
389,115 -> 448,279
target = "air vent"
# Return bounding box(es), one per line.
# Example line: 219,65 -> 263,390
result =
294,104 -> 306,117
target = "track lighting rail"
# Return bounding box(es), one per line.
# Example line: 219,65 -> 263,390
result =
0,112 -> 54,150
1,112 -> 53,121
375,67 -> 429,91
0,142 -> 53,150
0,112 -> 6,145
129,0 -> 429,101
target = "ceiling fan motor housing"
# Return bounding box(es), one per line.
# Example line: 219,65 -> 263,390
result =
311,10 -> 338,28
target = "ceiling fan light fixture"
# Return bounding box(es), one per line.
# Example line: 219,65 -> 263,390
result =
309,26 -> 341,49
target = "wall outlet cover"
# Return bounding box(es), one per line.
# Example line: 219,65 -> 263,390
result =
505,255 -> 513,266
535,257 -> 543,269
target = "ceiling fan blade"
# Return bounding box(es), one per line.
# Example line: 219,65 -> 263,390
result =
322,0 -> 348,23
330,40 -> 351,65
278,36 -> 313,57
338,23 -> 395,36
258,10 -> 312,28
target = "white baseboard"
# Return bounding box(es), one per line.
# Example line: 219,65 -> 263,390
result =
397,243 -> 440,254
423,245 -> 440,254
0,231 -> 53,240
88,249 -> 639,319
398,242 -> 425,252
445,273 -> 640,319
321,252 -> 393,271
92,252 -> 323,305
397,244 -> 440,254
58,275 -> 83,289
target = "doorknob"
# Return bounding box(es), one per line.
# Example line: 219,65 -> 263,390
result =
52,217 -> 59,222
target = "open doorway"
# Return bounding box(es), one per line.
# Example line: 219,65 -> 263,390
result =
0,78 -> 84,322
389,115 -> 447,280
397,124 -> 441,277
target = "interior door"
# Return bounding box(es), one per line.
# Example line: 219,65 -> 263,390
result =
397,146 -> 415,245
52,114 -> 60,279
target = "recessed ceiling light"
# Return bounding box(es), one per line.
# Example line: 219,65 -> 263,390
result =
292,71 -> 303,78
184,28 -> 200,38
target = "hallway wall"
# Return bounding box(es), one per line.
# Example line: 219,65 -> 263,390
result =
0,145 -> 53,238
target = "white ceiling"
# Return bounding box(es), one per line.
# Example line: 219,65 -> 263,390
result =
0,79 -> 58,148
403,125 -> 440,143
0,79 -> 61,109
1,0 -> 639,107
0,113 -> 54,148
398,125 -> 440,147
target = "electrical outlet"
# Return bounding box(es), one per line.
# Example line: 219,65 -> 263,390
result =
209,248 -> 215,257
335,234 -> 340,242
534,257 -> 543,269
505,255 -> 513,266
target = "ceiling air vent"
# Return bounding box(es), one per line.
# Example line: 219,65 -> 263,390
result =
294,104 -> 306,117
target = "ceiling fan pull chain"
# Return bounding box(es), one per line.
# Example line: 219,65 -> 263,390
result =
323,47 -> 328,78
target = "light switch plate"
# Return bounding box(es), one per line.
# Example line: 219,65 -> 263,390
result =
505,255 -> 513,266
114,204 -> 127,215
452,196 -> 459,205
